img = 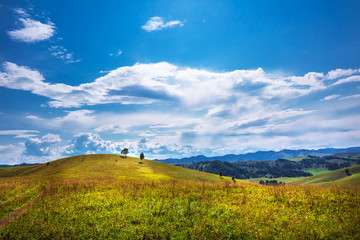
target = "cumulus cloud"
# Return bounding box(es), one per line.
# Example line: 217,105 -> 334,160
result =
8,17 -> 55,43
24,134 -> 61,156
0,144 -> 26,165
64,133 -> 123,155
61,133 -> 198,159
1,61 -> 360,161
142,16 -> 184,32
0,61 -> 334,109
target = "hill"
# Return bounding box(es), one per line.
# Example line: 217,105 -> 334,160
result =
0,154 -> 232,182
0,155 -> 359,239
293,165 -> 360,187
156,146 -> 360,163
176,154 -> 360,180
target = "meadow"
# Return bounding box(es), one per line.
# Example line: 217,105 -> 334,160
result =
0,154 -> 359,239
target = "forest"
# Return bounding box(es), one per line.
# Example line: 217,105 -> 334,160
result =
176,155 -> 360,179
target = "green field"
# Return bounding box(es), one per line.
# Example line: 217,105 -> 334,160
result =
1,154 -> 360,239
304,169 -> 330,176
294,165 -> 360,187
246,176 -> 304,184
287,156 -> 309,161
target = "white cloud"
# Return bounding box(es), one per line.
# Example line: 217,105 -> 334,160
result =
340,94 -> 360,100
14,8 -> 30,17
26,110 -> 96,133
0,130 -> 39,138
49,45 -> 81,63
326,68 -> 359,80
24,134 -> 61,156
320,94 -> 340,101
1,62 -> 360,161
331,75 -> 360,86
109,50 -> 122,56
0,144 -> 26,165
0,62 -> 75,106
1,61 -> 334,109
64,132 -> 123,155
142,16 -> 184,32
8,18 -> 55,43
26,115 -> 41,120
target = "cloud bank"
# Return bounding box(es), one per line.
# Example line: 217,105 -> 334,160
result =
2,61 -> 353,109
0,61 -> 359,162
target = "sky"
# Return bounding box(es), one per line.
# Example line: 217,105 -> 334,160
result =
0,0 -> 360,164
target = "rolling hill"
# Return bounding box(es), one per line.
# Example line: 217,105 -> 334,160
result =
1,154 -> 359,239
0,154 -> 234,182
293,165 -> 360,187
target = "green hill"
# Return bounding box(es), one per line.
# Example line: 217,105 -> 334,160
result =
293,164 -> 360,187
0,154 -> 234,182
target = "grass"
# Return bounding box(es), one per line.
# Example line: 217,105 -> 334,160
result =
294,165 -> 360,187
287,156 -> 309,162
1,179 -> 360,239
304,169 -> 330,176
0,178 -> 39,204
0,154 -> 359,239
246,177 -> 305,184
0,154 -> 235,183
0,180 -> 47,221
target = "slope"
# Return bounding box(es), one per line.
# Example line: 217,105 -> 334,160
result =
293,164 -> 360,187
0,154 -> 235,182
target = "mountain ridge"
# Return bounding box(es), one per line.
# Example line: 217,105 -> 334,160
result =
155,146 -> 360,164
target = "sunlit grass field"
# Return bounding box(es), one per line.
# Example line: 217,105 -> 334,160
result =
294,164 -> 360,187
0,154 -> 359,239
1,179 -> 359,239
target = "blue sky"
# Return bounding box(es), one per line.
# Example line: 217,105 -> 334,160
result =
0,0 -> 360,164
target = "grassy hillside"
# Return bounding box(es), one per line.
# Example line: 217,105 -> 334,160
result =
293,165 -> 360,187
1,155 -> 359,239
1,179 -> 359,239
0,154 -> 234,182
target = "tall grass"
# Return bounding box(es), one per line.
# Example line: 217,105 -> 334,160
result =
1,179 -> 359,239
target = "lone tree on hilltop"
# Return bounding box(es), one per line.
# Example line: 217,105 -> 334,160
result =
140,152 -> 145,161
219,170 -> 223,179
121,148 -> 129,158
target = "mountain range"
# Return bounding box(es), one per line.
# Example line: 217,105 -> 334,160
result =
155,146 -> 360,164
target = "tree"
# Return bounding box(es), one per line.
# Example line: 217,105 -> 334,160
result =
232,177 -> 236,183
345,168 -> 352,176
121,148 -> 129,157
140,152 -> 145,161
219,170 -> 223,179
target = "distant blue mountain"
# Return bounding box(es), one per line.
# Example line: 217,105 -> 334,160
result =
0,162 -> 39,168
154,146 -> 360,164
